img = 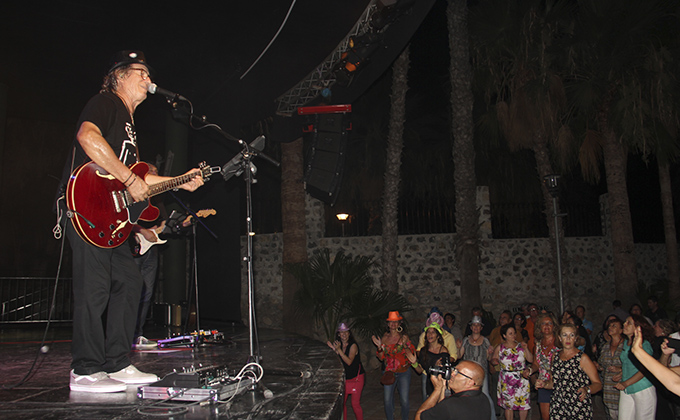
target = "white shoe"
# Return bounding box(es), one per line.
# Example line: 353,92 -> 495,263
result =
133,336 -> 157,350
108,365 -> 159,384
69,370 -> 126,393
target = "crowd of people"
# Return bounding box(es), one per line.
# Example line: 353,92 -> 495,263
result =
332,298 -> 680,420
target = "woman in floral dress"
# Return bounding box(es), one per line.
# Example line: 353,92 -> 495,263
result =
491,324 -> 533,420
547,323 -> 602,420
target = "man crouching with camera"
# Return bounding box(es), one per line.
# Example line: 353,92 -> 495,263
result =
415,360 -> 491,420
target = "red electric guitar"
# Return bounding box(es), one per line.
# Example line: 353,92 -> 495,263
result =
66,161 -> 219,248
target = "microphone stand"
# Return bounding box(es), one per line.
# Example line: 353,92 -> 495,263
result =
222,137 -> 278,364
161,98 -> 280,363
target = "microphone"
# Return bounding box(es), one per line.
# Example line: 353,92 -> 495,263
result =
147,83 -> 187,101
222,135 -> 266,182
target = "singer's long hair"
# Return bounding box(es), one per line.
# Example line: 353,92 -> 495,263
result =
100,64 -> 132,94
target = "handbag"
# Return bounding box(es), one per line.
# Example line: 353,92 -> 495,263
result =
380,370 -> 395,385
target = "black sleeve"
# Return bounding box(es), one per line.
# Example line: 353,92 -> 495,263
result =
78,93 -> 117,138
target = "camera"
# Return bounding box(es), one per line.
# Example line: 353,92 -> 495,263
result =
427,355 -> 452,380
665,337 -> 680,352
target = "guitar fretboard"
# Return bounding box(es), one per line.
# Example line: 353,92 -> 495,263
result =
120,169 -> 203,209
149,171 -> 200,197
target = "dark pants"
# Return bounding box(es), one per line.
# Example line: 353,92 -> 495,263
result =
67,223 -> 142,375
134,246 -> 158,338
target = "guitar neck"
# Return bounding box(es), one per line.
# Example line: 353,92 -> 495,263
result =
148,171 -> 200,197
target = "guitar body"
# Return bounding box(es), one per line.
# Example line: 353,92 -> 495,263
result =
66,162 -> 159,248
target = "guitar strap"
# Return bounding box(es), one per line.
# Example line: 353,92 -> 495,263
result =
53,145 -> 77,240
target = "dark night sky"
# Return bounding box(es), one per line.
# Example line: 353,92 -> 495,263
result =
0,0 -> 375,125
0,0 -> 440,281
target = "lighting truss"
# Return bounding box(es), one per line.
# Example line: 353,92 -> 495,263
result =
275,0 -> 378,116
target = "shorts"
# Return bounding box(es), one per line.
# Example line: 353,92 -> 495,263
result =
538,388 -> 553,404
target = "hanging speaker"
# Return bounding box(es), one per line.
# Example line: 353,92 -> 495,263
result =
304,113 -> 349,205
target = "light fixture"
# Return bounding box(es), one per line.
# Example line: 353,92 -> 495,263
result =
336,213 -> 349,237
543,174 -> 560,198
543,174 -> 565,314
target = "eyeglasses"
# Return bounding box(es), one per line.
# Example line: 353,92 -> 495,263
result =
453,367 -> 475,384
130,67 -> 150,80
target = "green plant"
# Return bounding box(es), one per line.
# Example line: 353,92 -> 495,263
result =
349,288 -> 412,340
288,248 -> 412,341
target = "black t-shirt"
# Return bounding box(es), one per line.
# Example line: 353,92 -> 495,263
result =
58,91 -> 139,190
420,389 -> 491,420
341,343 -> 364,380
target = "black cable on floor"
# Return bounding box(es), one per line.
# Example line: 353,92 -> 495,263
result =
1,221 -> 68,390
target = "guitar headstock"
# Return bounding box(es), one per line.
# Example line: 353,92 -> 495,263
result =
199,162 -> 222,181
195,209 -> 217,218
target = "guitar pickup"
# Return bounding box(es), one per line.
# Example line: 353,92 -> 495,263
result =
111,190 -> 129,213
112,191 -> 122,213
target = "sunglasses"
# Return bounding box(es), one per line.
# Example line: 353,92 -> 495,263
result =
453,367 -> 476,384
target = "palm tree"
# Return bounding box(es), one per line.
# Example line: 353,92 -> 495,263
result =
659,161 -> 680,309
448,0 -> 481,317
381,46 -> 410,292
606,35 -> 680,308
469,0 -> 574,307
564,0 -> 679,307
281,138 -> 309,334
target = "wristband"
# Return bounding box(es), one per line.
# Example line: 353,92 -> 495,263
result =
127,174 -> 137,188
412,362 -> 419,368
122,171 -> 134,185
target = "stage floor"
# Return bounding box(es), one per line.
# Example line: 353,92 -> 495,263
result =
0,323 -> 343,419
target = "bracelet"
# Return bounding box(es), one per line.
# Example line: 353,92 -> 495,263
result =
127,174 -> 137,188
412,362 -> 419,368
122,172 -> 134,185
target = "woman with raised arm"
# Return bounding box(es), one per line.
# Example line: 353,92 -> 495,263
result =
372,311 -> 415,420
631,326 -> 680,397
405,322 -> 449,399
327,322 -> 364,420
529,313 -> 560,420
615,314 -> 657,420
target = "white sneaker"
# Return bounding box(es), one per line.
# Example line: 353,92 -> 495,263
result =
133,336 -> 157,350
108,365 -> 158,384
70,370 -> 126,393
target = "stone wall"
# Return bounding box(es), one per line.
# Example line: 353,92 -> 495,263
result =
240,189 -> 669,337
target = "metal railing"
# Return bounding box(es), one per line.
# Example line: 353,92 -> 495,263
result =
490,201 -> 602,239
0,277 -> 72,323
326,199 -> 457,237
325,199 -> 602,238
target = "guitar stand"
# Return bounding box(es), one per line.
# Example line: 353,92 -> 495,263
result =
167,192 -> 218,339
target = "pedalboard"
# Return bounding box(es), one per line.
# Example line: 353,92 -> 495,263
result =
137,364 -> 254,402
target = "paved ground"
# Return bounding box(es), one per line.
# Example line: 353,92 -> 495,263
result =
345,367 -> 609,420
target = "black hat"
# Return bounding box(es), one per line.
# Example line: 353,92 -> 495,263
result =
108,50 -> 154,75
